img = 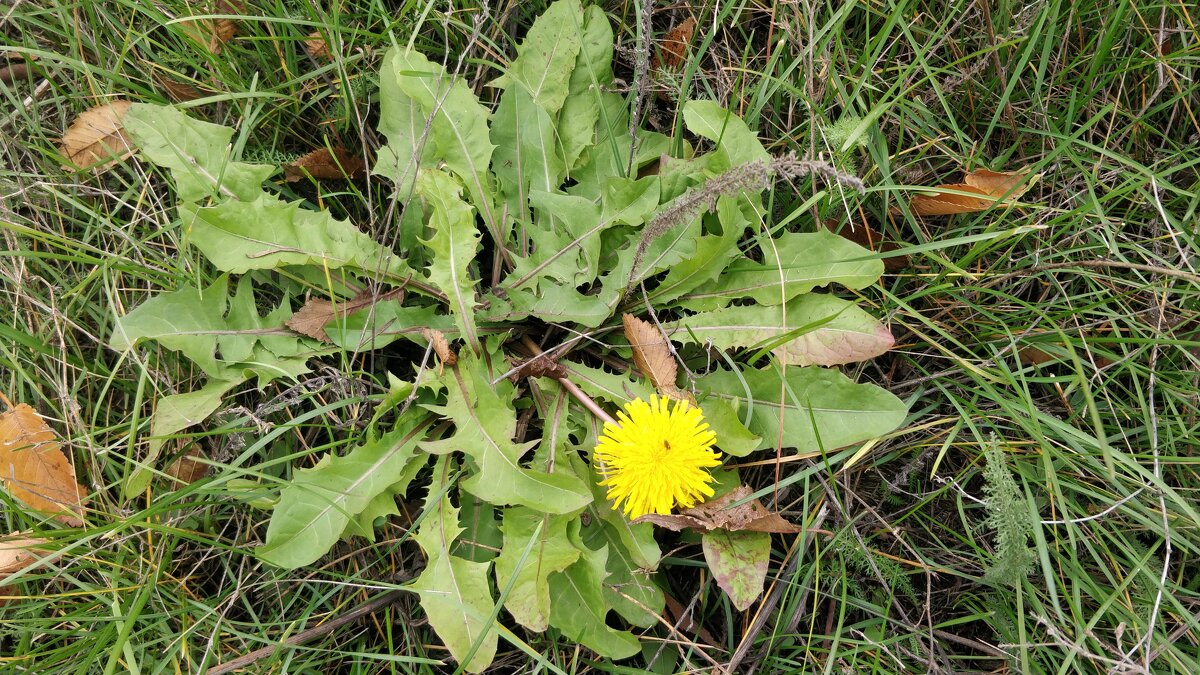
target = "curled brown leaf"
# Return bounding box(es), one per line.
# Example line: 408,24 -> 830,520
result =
284,146 -> 368,182
654,16 -> 696,70
421,328 -> 457,367
622,313 -> 693,403
303,31 -> 333,60
904,167 -> 1040,216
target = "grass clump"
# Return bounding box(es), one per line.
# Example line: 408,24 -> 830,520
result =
2,0 -> 1199,673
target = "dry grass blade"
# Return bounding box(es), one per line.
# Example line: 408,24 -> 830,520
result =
58,100 -> 134,172
0,396 -> 86,526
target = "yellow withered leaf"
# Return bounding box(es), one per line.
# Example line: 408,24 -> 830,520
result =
0,395 -> 86,526
59,100 -> 134,172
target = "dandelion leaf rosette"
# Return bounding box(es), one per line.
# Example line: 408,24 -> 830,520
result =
109,0 -> 911,665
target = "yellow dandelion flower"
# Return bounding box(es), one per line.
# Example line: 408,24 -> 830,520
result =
594,395 -> 721,519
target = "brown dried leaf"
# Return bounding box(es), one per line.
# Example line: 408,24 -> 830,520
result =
906,168 -> 1039,216
181,0 -> 244,54
0,534 -> 51,575
634,487 -> 802,533
166,450 -> 209,485
0,398 -> 86,526
154,74 -> 215,103
509,356 -> 569,382
623,314 -> 694,402
59,100 -> 134,172
286,287 -> 405,341
421,328 -> 457,367
820,219 -> 908,272
304,31 -> 333,60
654,16 -> 696,70
0,63 -> 34,86
284,146 -> 368,182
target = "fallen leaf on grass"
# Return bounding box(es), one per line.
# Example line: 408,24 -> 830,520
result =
166,450 -> 209,485
0,395 -> 86,526
905,168 -> 1039,216
287,287 -> 405,341
284,146 -> 368,182
303,31 -> 333,60
634,486 -> 802,533
0,533 -> 52,605
0,534 -> 50,575
0,61 -> 35,87
623,314 -> 693,403
654,16 -> 696,70
154,74 -> 216,103
59,100 -> 133,172
820,219 -> 908,272
181,0 -> 244,55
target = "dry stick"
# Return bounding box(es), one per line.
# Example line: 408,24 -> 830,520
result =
724,504 -> 829,674
209,589 -> 404,675
519,336 -> 616,425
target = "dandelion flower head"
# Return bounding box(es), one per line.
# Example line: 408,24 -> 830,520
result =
594,395 -> 721,519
